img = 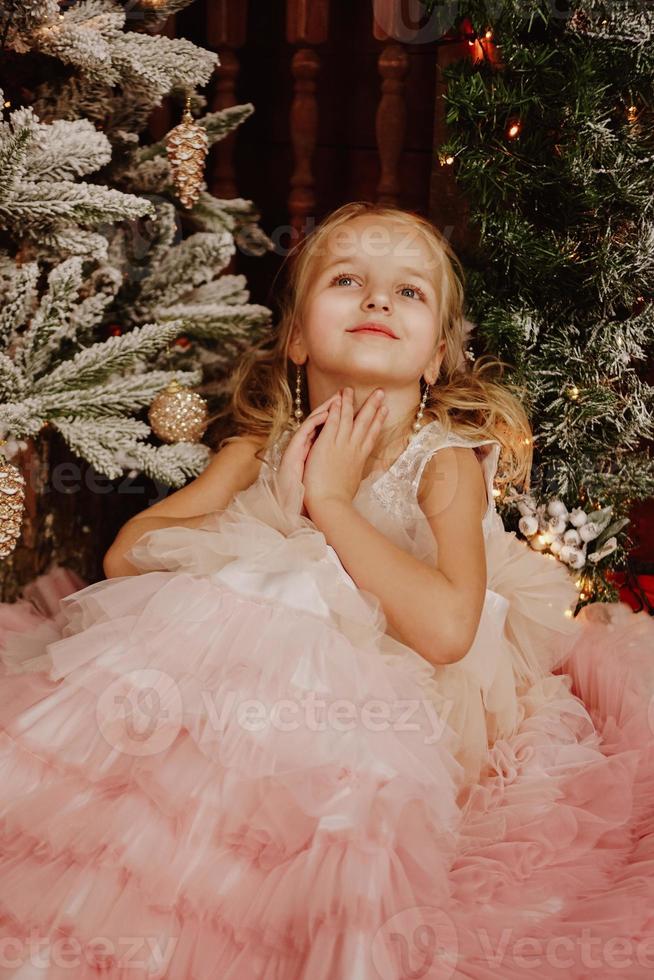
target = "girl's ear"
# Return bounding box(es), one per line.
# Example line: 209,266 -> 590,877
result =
288,326 -> 307,364
424,339 -> 446,385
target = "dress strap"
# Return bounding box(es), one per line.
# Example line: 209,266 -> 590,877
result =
412,425 -> 501,525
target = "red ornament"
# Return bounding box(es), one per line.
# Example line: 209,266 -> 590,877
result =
480,28 -> 503,69
174,336 -> 191,350
106,323 -> 122,337
607,570 -> 654,615
460,19 -> 503,69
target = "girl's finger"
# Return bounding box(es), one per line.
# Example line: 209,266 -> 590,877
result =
307,392 -> 341,420
282,407 -> 329,470
291,408 -> 329,453
283,391 -> 340,465
339,386 -> 354,438
291,403 -> 331,442
361,402 -> 388,453
289,394 -> 339,443
353,388 -> 385,439
325,395 -> 341,427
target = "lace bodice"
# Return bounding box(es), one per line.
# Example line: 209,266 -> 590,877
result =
262,420 -> 503,565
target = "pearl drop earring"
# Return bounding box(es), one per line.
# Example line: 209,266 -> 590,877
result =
291,363 -> 304,428
412,382 -> 430,433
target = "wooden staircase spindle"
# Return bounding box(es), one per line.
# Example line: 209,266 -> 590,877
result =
374,42 -> 408,207
206,2 -> 249,201
286,0 -> 330,244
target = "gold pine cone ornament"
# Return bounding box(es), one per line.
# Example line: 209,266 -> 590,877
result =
165,97 -> 209,210
0,445 -> 26,559
148,380 -> 209,444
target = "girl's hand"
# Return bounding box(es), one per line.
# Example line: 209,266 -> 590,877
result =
277,392 -> 341,516
303,386 -> 387,516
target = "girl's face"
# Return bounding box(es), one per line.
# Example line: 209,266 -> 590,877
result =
289,215 -> 445,413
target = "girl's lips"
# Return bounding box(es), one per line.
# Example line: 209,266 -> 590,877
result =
348,328 -> 397,339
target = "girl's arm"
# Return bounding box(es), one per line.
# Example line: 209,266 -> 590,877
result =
308,446 -> 488,667
103,436 -> 266,578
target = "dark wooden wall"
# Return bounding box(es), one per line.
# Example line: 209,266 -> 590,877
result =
176,0 -> 447,314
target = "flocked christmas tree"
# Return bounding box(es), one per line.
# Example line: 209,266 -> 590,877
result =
422,0 -> 654,604
0,0 -> 273,595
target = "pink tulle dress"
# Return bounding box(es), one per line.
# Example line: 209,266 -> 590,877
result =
0,420 -> 653,979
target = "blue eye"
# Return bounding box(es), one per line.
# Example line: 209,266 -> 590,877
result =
328,272 -> 426,301
399,283 -> 427,301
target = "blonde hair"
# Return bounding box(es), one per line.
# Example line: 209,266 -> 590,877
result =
209,202 -> 533,493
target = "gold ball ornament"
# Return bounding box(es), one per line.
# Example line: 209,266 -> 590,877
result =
164,96 -> 209,210
148,381 -> 209,444
0,444 -> 26,558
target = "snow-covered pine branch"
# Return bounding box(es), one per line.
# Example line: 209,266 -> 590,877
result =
30,320 -> 191,393
7,1 -> 219,102
0,258 -> 39,349
0,354 -> 27,403
53,414 -> 210,484
0,0 -> 59,35
0,104 -> 153,256
190,193 -> 275,255
134,232 -> 235,314
9,180 -> 153,232
567,1 -> 654,46
20,256 -> 86,378
36,369 -> 203,419
112,440 -> 211,487
151,303 -> 272,342
27,117 -> 112,181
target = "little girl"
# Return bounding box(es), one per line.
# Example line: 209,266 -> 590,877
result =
0,202 -> 653,979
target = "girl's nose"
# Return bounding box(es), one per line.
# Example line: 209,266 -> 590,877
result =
362,293 -> 391,313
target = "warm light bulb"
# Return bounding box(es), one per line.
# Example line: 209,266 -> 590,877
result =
485,30 -> 493,39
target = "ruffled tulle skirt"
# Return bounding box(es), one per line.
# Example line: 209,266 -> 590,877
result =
0,472 -> 653,978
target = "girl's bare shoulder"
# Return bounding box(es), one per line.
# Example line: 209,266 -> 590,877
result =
135,433 -> 269,521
